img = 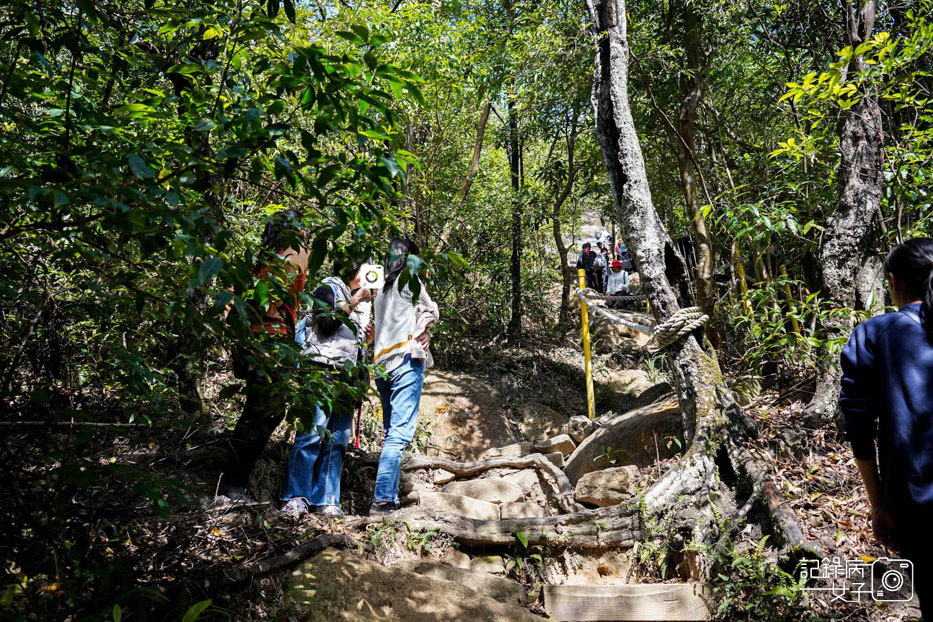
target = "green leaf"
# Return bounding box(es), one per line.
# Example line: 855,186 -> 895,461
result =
202,26 -> 223,40
514,531 -> 528,548
192,119 -> 215,132
128,154 -> 155,179
182,599 -> 212,622
112,604 -> 122,622
283,0 -> 296,23
198,258 -> 223,285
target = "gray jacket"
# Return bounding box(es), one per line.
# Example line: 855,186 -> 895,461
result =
299,276 -> 370,367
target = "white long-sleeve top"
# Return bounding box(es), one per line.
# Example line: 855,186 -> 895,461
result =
373,279 -> 439,373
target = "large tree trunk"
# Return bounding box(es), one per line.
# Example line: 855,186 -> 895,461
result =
507,98 -> 523,342
806,0 -> 884,422
585,0 -> 731,529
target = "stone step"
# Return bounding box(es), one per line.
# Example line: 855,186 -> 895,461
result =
442,479 -> 524,504
543,583 -> 711,621
287,548 -> 538,621
410,491 -> 500,520
390,559 -> 526,605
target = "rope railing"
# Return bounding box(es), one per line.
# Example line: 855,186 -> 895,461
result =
573,288 -> 710,350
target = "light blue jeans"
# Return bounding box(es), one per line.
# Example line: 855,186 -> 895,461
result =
374,355 -> 425,504
281,400 -> 354,507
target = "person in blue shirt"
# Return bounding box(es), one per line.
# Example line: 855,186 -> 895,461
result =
839,238 -> 933,614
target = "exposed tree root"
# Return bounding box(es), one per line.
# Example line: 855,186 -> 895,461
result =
349,503 -> 641,548
402,454 -> 583,513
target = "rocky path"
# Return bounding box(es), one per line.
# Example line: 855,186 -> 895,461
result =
281,340 -> 714,621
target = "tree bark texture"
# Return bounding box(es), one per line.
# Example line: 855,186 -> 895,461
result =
807,0 -> 883,421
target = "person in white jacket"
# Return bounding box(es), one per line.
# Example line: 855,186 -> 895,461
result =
369,239 -> 439,515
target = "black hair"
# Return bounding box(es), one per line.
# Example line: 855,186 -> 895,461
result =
333,258 -> 362,283
260,209 -> 303,256
582,242 -> 591,249
384,238 -> 419,290
885,237 -> 933,342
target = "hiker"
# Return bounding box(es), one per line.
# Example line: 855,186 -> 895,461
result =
607,259 -> 630,296
592,243 -> 607,293
839,238 -> 933,616
600,245 -> 612,293
369,239 -> 439,515
576,242 -> 598,290
222,210 -> 309,500
280,260 -> 375,517
617,244 -> 635,272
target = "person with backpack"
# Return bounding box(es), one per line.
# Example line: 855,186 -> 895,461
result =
221,209 -> 309,500
280,260 -> 375,517
576,242 -> 598,290
369,239 -> 439,515
839,238 -> 933,616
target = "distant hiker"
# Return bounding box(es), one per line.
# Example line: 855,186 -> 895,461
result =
617,244 -> 635,272
600,246 -> 612,292
839,238 -> 933,617
222,209 -> 309,500
280,260 -> 375,517
592,244 -> 607,293
576,242 -> 598,290
369,239 -> 439,515
607,259 -> 630,295
595,228 -> 611,248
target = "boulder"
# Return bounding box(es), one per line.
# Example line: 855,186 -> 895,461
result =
564,398 -> 683,484
533,434 -> 576,457
501,469 -> 541,495
574,465 -> 640,507
471,555 -> 506,574
589,312 -> 655,352
543,451 -> 564,468
286,548 -> 538,621
441,548 -> 471,570
543,583 -> 711,621
411,491 -> 500,520
482,441 -> 535,459
562,416 -> 600,444
636,381 -> 674,407
433,469 -> 455,485
518,403 -> 568,442
442,480 -> 523,505
419,371 -> 516,460
391,560 -> 525,605
500,501 -> 547,519
597,369 -> 658,411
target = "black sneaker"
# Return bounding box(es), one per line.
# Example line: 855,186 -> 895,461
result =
368,501 -> 398,516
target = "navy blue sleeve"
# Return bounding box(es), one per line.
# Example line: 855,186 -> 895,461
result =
839,323 -> 877,461
312,285 -> 342,337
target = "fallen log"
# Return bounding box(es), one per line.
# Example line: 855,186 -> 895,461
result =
403,453 -> 584,514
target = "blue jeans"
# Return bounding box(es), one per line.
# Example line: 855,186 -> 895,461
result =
374,355 -> 425,504
281,400 -> 354,507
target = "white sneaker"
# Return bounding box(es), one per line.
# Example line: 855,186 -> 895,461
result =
281,497 -> 310,516
316,505 -> 344,518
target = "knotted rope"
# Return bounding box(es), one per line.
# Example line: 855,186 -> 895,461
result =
652,306 -> 709,349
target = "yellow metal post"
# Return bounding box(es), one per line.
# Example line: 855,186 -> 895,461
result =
578,269 -> 596,420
